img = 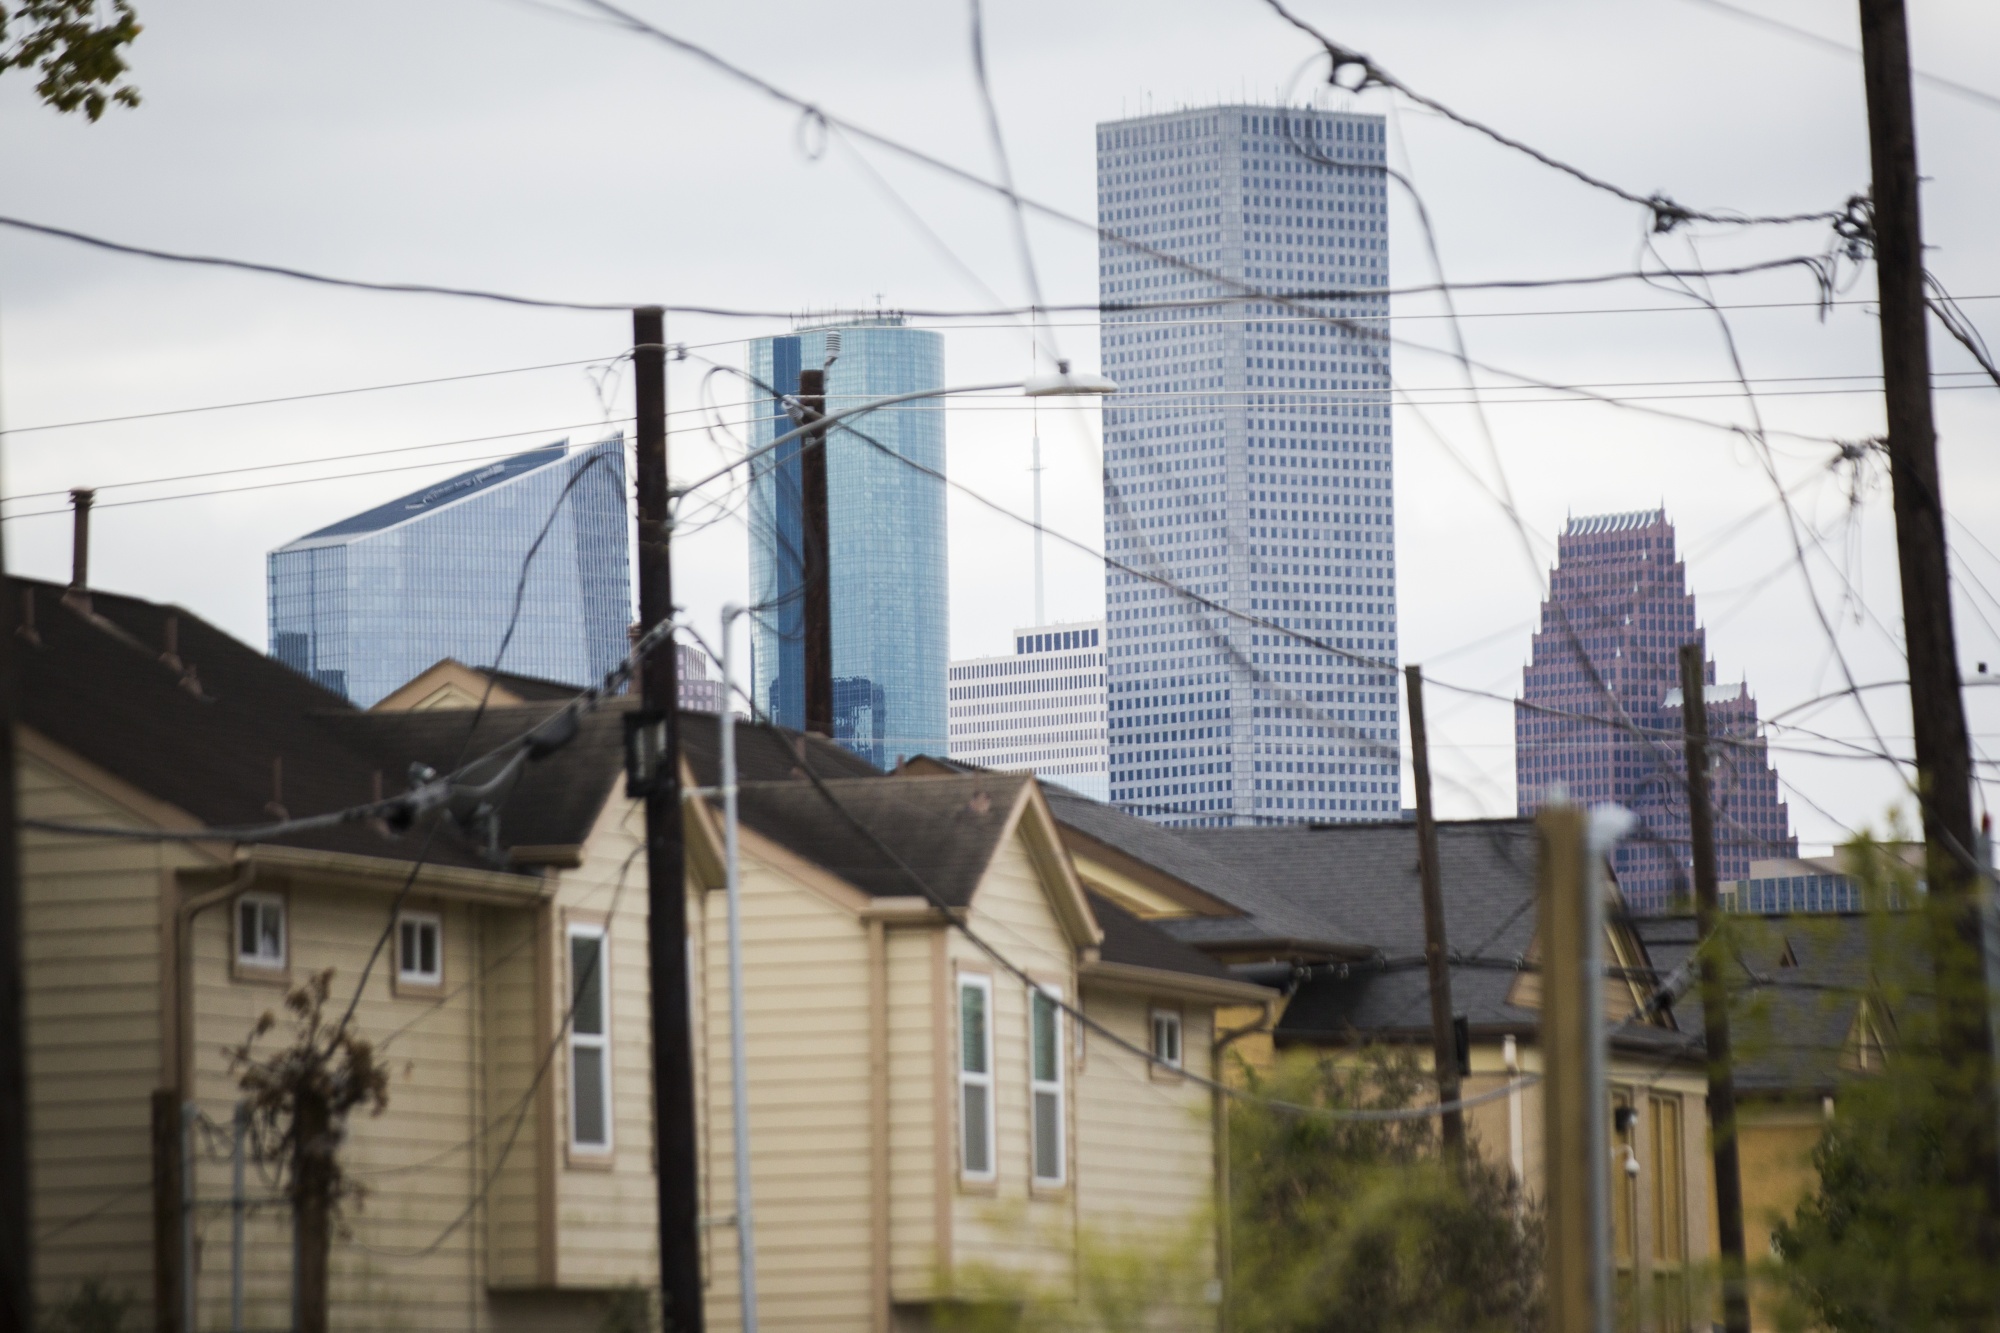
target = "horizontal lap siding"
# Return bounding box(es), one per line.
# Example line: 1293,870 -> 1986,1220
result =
21,752 -> 173,1315
189,874 -> 499,1329
1075,990 -> 1214,1246
948,832 -> 1075,1285
553,795 -> 658,1286
483,906 -> 544,1287
886,925 -> 939,1298
703,847 -> 872,1331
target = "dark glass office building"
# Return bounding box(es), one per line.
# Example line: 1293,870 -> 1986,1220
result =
746,319 -> 947,768
267,438 -> 630,707
1515,509 -> 1797,913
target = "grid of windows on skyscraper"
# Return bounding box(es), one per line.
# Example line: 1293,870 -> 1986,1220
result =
1514,510 -> 1796,914
746,318 -> 948,769
1098,106 -> 1398,827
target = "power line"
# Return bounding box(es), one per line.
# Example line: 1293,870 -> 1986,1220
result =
1258,0 -> 1860,233
0,354 -> 628,436
1679,0 -> 2000,113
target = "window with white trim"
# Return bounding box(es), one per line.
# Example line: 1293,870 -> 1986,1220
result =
397,912 -> 442,987
958,975 -> 995,1179
1150,1008 -> 1183,1070
568,924 -> 612,1153
1031,986 -> 1065,1185
236,894 -> 285,969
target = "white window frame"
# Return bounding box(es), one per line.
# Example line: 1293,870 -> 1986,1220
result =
235,893 -> 286,971
958,973 -> 996,1182
1150,1007 -> 1184,1071
1030,984 -> 1066,1187
566,922 -> 613,1155
396,911 -> 442,988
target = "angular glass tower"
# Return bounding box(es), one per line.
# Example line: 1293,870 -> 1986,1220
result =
746,318 -> 947,768
267,438 -> 630,707
1515,509 -> 1797,914
1098,106 -> 1398,827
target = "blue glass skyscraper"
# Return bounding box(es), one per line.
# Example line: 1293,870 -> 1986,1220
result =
1099,107 -> 1397,827
267,438 -> 630,707
746,318 -> 947,768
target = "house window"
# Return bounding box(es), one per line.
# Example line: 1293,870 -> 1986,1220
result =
1150,1008 -> 1183,1069
1031,986 -> 1065,1185
397,912 -> 442,987
236,894 -> 285,970
568,925 -> 611,1153
958,975 -> 995,1180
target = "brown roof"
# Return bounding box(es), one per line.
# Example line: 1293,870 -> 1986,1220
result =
15,579 -> 621,869
724,773 -> 1031,906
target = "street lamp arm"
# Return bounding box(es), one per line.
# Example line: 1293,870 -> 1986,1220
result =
670,374 -> 1114,503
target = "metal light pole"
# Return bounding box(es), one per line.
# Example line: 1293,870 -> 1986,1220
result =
717,605 -> 759,1333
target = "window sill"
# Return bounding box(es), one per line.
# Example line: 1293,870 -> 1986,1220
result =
565,1146 -> 615,1172
230,958 -> 289,986
392,975 -> 445,1001
956,1175 -> 999,1197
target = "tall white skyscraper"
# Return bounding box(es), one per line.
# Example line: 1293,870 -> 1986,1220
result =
1098,106 -> 1399,827
948,622 -> 1108,800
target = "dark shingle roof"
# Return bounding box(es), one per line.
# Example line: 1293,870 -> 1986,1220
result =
1635,913 -> 1886,1095
1158,819 -> 1539,971
17,579 -> 624,869
725,774 -> 1032,906
1161,820 -> 1550,1037
1041,786 -> 1258,913
1088,892 -> 1236,980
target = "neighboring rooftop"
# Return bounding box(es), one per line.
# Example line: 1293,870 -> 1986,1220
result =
1635,913 -> 1892,1096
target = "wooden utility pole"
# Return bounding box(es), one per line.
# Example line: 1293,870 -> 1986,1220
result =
1856,0 -> 2000,1276
796,367 -> 834,737
293,1090 -> 332,1333
1677,644 -> 1751,1333
1537,804 -> 1595,1333
1404,665 -> 1463,1158
634,307 -> 705,1333
0,502 -> 25,1332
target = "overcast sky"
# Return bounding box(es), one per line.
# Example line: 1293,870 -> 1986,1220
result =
3,0 -> 1997,846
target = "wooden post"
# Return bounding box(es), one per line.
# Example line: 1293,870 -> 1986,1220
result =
1857,0 -> 2000,1284
797,367 -> 833,737
151,1089 -> 183,1333
1404,665 -> 1463,1158
1677,644 -> 1751,1333
293,1090 -> 331,1333
634,307 -> 705,1332
1538,805 -> 1594,1333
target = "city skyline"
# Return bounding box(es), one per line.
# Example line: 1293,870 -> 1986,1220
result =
1099,105 -> 1399,827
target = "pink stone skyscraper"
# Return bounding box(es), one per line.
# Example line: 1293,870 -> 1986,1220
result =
1515,509 -> 1795,913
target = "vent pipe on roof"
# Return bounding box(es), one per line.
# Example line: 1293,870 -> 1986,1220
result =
65,488 -> 95,611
